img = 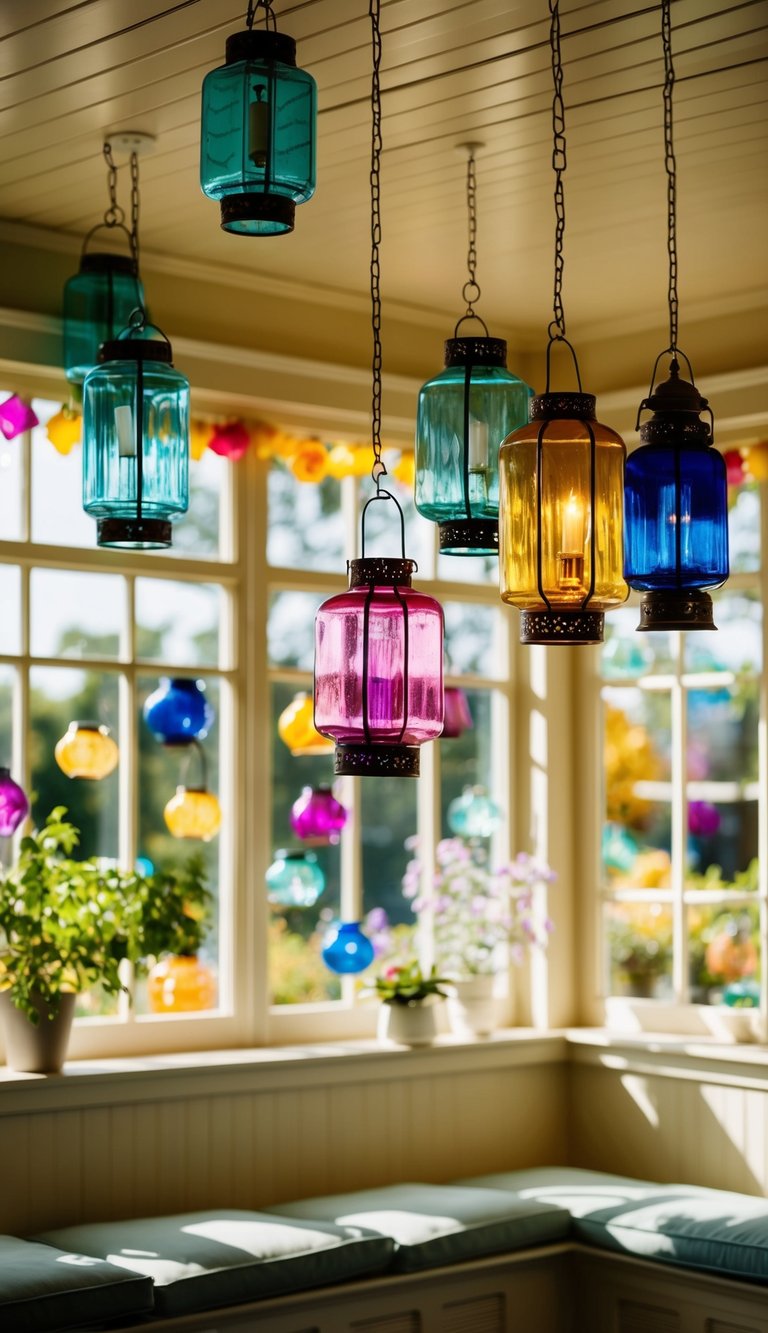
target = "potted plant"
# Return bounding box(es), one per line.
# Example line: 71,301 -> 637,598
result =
403,837 -> 555,1036
145,852 -> 216,1014
607,907 -> 672,998
367,960 -> 450,1047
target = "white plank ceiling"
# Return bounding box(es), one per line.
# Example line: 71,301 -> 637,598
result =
0,0 -> 766,339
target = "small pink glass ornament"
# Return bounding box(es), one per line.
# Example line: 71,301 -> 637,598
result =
0,768 -> 29,835
688,800 -> 721,837
290,785 -> 348,845
208,420 -> 250,460
0,396 -> 38,441
315,491 -> 444,777
722,449 -> 745,488
441,686 -> 473,739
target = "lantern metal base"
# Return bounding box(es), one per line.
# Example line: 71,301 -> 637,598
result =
97,518 -> 172,549
334,744 -> 420,778
438,519 -> 498,555
637,589 -> 717,631
220,193 -> 295,235
519,608 -> 605,645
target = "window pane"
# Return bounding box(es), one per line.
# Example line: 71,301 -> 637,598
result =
0,409 -> 23,542
602,604 -> 675,677
31,398 -> 96,548
29,667 -> 119,860
602,687 -> 671,883
444,602 -> 503,677
268,464 -> 343,572
361,775 -> 418,930
728,481 -> 760,574
168,448 -> 226,561
689,902 -> 760,1006
437,550 -> 497,584
684,592 -> 761,674
31,569 -> 124,660
440,689 -> 493,839
135,578 -> 221,668
0,565 -> 21,656
605,901 -> 673,999
686,681 -> 759,884
268,682 -> 340,1004
268,591 -> 323,672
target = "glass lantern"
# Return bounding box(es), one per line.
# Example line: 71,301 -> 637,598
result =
314,550 -> 444,778
321,921 -> 375,975
415,337 -> 532,555
63,242 -> 144,385
624,359 -> 728,631
0,768 -> 29,836
266,849 -> 325,908
277,691 -> 334,756
55,722 -> 119,780
82,324 -> 189,549
290,785 -> 348,845
164,786 -> 222,841
200,26 -> 317,236
499,391 -> 628,644
144,677 -> 213,744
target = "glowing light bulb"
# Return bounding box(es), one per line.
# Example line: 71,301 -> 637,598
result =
561,491 -> 584,552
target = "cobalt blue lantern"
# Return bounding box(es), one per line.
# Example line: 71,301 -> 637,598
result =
624,358 -> 728,631
144,678 -> 213,745
82,320 -> 189,549
200,12 -> 317,237
321,921 -> 375,975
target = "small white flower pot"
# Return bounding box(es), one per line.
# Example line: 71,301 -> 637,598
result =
446,975 -> 503,1038
377,1001 -> 438,1047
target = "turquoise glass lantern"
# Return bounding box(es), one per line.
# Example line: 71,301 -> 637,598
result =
266,849 -> 325,908
82,320 -> 189,549
200,11 -> 317,237
63,247 -> 144,385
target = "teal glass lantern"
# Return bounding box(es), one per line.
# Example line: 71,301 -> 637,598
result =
266,849 -> 325,908
200,14 -> 317,237
82,320 -> 189,549
63,242 -> 144,385
415,336 -> 532,554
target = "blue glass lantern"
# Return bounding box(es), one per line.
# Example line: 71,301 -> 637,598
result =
624,358 -> 728,631
82,318 -> 189,549
64,244 -> 144,385
200,13 -> 317,237
321,921 -> 374,975
447,785 -> 501,839
266,849 -> 325,907
144,678 -> 213,745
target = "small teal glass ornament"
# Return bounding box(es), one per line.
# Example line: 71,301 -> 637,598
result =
200,0 -> 317,236
447,785 -> 501,839
321,921 -> 375,975
266,849 -> 325,907
722,979 -> 760,1008
144,678 -> 213,745
82,313 -> 189,549
601,823 -> 639,874
414,146 -> 531,555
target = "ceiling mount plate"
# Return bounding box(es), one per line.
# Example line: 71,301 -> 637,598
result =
107,131 -> 156,157
455,140 -> 485,156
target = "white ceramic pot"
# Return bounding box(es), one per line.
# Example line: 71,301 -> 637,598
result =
0,991 -> 76,1073
446,975 -> 503,1038
377,1001 -> 438,1047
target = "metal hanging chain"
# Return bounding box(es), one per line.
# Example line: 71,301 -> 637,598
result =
101,142 -> 124,228
129,150 -> 141,275
369,0 -> 385,487
549,0 -> 567,342
662,0 -> 678,354
246,0 -> 276,32
462,149 -> 481,318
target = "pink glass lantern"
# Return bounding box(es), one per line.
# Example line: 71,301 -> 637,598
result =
290,785 -> 348,844
0,768 -> 29,836
208,420 -> 250,460
315,497 -> 444,777
441,686 -> 473,739
0,396 -> 38,441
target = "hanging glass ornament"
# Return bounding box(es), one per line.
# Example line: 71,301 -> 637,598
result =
0,769 -> 29,836
290,785 -> 348,845
321,921 -> 375,975
82,312 -> 189,549
47,406 -> 82,455
745,441 -> 768,482
200,0 -> 317,236
441,686 -> 473,739
55,722 -> 119,780
415,146 -> 531,556
144,677 -> 213,745
277,691 -> 334,756
447,785 -> 501,839
722,450 -> 745,488
208,421 -> 251,460
164,787 -> 222,841
0,396 -> 38,441
266,849 -> 325,907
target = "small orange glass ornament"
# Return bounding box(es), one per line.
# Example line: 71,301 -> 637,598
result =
164,786 -> 222,841
147,954 -> 217,1013
290,440 -> 328,483
277,690 -> 334,756
47,406 -> 82,455
55,722 -> 118,779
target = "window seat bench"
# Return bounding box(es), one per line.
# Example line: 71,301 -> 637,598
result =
7,1169 -> 768,1333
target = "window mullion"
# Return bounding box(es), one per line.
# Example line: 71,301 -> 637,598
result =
671,632 -> 688,1002
758,478 -> 768,1041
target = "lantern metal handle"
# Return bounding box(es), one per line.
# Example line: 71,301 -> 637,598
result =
80,220 -> 136,264
453,311 -> 490,338
113,308 -> 173,350
635,346 -> 715,444
545,330 -> 583,393
360,488 -> 413,565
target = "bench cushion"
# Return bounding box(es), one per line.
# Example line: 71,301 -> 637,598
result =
35,1209 -> 393,1317
0,1233 -> 153,1332
271,1181 -> 571,1272
454,1166 -> 768,1284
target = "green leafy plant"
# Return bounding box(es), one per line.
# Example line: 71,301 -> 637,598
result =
365,960 -> 450,1007
141,851 -> 213,960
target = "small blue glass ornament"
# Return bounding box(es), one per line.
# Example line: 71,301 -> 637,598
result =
200,11 -> 317,236
266,849 -> 325,908
447,785 -> 501,839
144,677 -> 213,744
321,921 -> 375,975
601,823 -> 639,874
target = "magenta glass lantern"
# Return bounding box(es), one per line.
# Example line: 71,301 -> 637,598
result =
0,396 -> 38,441
315,555 -> 444,778
290,785 -> 348,845
0,768 -> 29,836
441,686 -> 473,739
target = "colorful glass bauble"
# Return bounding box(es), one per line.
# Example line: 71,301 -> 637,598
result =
266,849 -> 325,907
441,686 -> 473,739
314,557 -> 444,778
277,691 -> 334,756
63,249 -> 144,385
0,396 -> 38,441
290,785 -> 348,845
143,677 -> 213,744
54,722 -> 119,780
0,768 -> 29,836
688,800 -> 721,837
415,337 -> 531,555
47,406 -> 82,455
164,787 -> 222,841
722,449 -> 745,488
745,440 -> 768,482
147,954 -> 217,1013
208,421 -> 250,460
499,391 -> 628,645
321,921 -> 375,975
447,785 -> 501,839
82,326 -> 189,550
624,361 -> 728,631
200,23 -> 317,236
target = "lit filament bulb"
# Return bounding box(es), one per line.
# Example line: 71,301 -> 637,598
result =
559,490 -> 585,589
249,85 -> 269,168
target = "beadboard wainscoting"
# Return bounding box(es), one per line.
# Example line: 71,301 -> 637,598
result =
0,1033 -> 568,1236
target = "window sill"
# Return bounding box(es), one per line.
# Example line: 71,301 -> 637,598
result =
567,1026 -> 768,1090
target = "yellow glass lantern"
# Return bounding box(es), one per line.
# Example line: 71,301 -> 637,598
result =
499,392 -> 628,644
147,954 -> 217,1012
47,406 -> 82,455
54,722 -> 119,779
277,690 -> 334,756
164,786 -> 222,841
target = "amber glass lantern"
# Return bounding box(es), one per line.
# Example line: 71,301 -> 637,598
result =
55,722 -> 119,779
499,389 -> 628,644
